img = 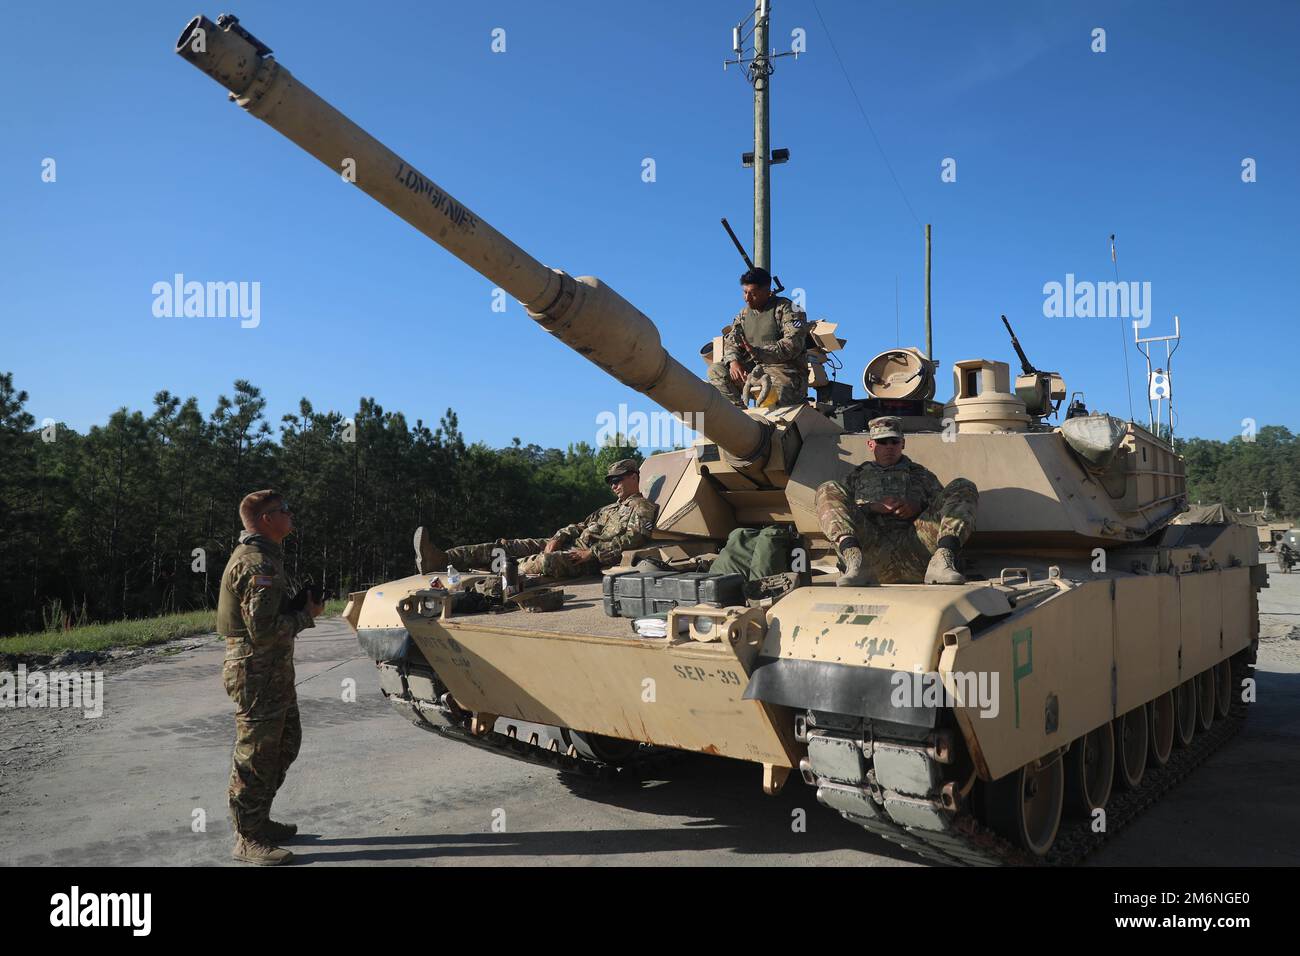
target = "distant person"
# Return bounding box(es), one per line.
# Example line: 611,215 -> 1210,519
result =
815,417 -> 978,586
217,490 -> 322,865
414,459 -> 657,579
706,267 -> 809,408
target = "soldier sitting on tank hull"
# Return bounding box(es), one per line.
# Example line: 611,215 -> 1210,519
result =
814,417 -> 978,587
706,267 -> 809,409
414,458 -> 657,580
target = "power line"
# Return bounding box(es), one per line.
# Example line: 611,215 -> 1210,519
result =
811,0 -> 922,228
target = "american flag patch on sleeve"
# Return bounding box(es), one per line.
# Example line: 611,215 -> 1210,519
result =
253,575 -> 274,588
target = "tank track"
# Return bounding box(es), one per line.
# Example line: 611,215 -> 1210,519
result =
380,663 -> 680,781
804,665 -> 1252,867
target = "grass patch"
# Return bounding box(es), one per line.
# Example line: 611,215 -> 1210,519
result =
0,609 -> 219,656
1,601 -> 347,657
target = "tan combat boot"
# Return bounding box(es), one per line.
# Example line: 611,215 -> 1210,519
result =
413,527 -> 448,574
232,833 -> 294,866
259,819 -> 298,842
924,547 -> 966,585
836,545 -> 878,587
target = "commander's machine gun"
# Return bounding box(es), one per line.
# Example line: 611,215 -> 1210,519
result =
1000,314 -> 1067,421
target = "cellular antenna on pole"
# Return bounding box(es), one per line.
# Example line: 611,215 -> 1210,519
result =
725,0 -> 798,274
1135,315 -> 1182,446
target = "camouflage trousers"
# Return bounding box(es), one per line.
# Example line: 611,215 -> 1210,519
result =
814,478 -> 978,584
706,362 -> 806,408
222,641 -> 300,837
446,538 -> 601,579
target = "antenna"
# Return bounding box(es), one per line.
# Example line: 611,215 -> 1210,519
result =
1110,233 -> 1137,423
1135,315 -> 1182,446
723,0 -> 798,273
924,223 -> 933,359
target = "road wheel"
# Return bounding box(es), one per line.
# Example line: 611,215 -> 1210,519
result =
1147,691 -> 1175,767
1195,670 -> 1215,731
1064,724 -> 1114,817
1214,659 -> 1233,718
1114,707 -> 1148,789
1174,678 -> 1197,747
987,756 -> 1064,857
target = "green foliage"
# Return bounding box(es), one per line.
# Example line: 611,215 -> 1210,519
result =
1182,426 -> 1300,517
1,609 -> 219,656
0,372 -> 637,636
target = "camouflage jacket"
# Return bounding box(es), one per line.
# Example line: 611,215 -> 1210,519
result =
216,532 -> 314,653
843,455 -> 944,530
551,492 -> 658,565
721,296 -> 808,373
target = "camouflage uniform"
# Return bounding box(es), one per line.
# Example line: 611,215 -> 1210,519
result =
815,457 -> 978,584
216,531 -> 314,838
446,492 -> 658,578
707,295 -> 809,408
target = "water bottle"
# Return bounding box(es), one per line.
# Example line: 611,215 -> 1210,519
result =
446,564 -> 461,588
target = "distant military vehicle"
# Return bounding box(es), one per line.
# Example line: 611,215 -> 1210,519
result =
177,13 -> 1262,864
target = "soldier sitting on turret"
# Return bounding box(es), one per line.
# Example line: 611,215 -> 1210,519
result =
707,267 -> 809,409
413,459 -> 657,581
815,417 -> 978,587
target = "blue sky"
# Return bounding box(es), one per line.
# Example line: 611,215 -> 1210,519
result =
3,0 -> 1296,449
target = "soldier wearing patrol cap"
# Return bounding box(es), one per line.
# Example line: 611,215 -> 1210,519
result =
706,267 -> 810,408
814,417 -> 979,587
217,489 -> 323,866
414,458 -> 658,579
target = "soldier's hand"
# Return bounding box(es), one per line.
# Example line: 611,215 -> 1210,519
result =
729,360 -> 746,384
306,595 -> 325,619
544,538 -> 561,553
570,548 -> 594,563
892,499 -> 921,520
868,498 -> 897,515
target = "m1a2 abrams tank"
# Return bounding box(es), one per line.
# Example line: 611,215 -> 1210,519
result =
177,13 -> 1263,864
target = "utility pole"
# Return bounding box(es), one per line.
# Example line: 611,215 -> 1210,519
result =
726,0 -> 796,274
753,6 -> 771,270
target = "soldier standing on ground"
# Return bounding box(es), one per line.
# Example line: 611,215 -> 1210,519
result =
414,458 -> 658,579
815,417 -> 979,587
217,490 -> 323,866
706,267 -> 809,409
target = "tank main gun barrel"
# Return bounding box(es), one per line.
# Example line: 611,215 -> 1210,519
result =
175,14 -> 767,461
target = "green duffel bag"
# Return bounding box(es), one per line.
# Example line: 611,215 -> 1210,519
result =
710,526 -> 799,581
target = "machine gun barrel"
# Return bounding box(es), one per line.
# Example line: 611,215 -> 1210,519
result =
720,218 -> 756,270
175,14 -> 767,461
1000,314 -> 1037,376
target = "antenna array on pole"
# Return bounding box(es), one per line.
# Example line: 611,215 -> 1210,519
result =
723,0 -> 797,273
1135,316 -> 1182,446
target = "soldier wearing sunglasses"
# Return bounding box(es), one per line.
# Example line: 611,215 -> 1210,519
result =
217,490 -> 323,865
414,458 -> 657,580
815,417 -> 979,587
